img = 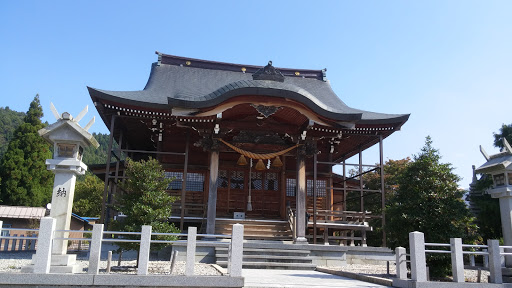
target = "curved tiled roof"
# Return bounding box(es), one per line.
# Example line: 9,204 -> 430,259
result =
88,53 -> 409,125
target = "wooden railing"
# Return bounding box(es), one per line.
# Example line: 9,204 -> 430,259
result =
286,205 -> 296,242
306,210 -> 375,246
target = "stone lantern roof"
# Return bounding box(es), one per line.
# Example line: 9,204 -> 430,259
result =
38,108 -> 99,149
476,138 -> 512,174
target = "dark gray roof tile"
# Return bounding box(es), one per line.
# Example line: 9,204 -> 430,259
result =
88,55 -> 409,125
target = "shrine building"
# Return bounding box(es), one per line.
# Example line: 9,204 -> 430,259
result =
88,52 -> 409,246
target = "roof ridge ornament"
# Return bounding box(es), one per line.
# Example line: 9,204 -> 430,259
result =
252,60 -> 285,82
49,102 -> 95,132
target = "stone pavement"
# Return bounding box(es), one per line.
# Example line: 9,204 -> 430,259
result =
243,269 -> 391,288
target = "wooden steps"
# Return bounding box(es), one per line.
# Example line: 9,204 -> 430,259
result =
215,219 -> 293,241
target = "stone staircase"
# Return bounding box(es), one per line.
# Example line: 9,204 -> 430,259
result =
503,267 -> 512,283
215,241 -> 316,270
215,219 -> 293,241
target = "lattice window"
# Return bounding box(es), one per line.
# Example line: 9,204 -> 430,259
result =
230,171 -> 244,189
265,172 -> 279,191
186,173 -> 205,192
307,179 -> 327,197
217,170 -> 228,188
251,172 -> 263,190
165,171 -> 183,190
286,178 -> 296,196
165,171 -> 204,192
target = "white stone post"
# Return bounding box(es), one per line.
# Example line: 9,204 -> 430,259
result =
50,172 -> 78,255
33,217 -> 56,274
498,197 -> 512,267
137,225 -> 152,275
88,224 -> 104,274
228,224 -> 244,277
395,247 -> 407,280
0,220 -> 3,249
450,238 -> 464,282
409,231 -> 427,282
488,239 -> 503,284
483,249 -> 489,268
186,226 -> 197,276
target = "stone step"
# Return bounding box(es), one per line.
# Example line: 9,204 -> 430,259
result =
215,227 -> 291,233
216,247 -> 311,256
503,267 -> 512,276
216,261 -> 316,270
216,254 -> 314,263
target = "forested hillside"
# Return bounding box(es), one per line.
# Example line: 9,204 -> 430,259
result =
0,107 -> 25,159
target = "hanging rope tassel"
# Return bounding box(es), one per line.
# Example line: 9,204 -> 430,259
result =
255,159 -> 266,170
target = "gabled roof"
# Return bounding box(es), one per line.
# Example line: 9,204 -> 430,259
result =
88,53 -> 409,126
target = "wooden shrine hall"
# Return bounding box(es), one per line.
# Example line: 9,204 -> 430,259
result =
88,52 -> 409,246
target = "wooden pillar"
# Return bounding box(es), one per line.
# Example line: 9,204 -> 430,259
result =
313,152 -> 317,244
342,160 -> 346,211
327,152 -> 334,220
359,148 -> 364,213
206,150 -> 219,235
380,135 -> 387,247
101,115 -> 116,225
180,132 -> 190,231
280,156 -> 287,219
295,150 -> 308,244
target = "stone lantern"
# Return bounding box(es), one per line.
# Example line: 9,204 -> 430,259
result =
476,138 -> 512,266
36,105 -> 98,273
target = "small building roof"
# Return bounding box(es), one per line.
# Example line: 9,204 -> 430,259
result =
0,205 -> 46,219
476,139 -> 512,174
88,52 -> 409,125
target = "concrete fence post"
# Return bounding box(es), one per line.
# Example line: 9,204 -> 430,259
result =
409,231 -> 427,282
137,225 -> 152,275
488,239 -> 502,284
186,226 -> 197,276
33,217 -> 56,274
228,224 -> 244,277
0,220 -> 3,250
450,238 -> 464,282
483,249 -> 489,268
396,247 -> 407,279
88,224 -> 104,274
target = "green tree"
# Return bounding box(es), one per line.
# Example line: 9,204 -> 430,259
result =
73,173 -> 103,217
0,107 -> 25,159
493,123 -> 512,149
0,95 -> 53,206
109,158 -> 179,255
361,158 -> 411,247
385,136 -> 476,277
468,175 -> 501,241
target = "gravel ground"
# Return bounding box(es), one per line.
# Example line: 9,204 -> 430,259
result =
0,251 -> 221,275
0,251 -> 490,283
320,263 -> 490,283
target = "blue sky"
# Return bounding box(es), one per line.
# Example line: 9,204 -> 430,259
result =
1,1 -> 511,188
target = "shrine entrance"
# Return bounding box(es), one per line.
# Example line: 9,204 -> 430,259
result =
217,167 -> 282,219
